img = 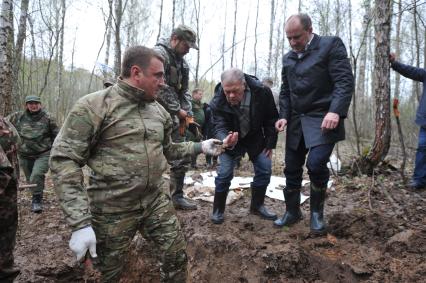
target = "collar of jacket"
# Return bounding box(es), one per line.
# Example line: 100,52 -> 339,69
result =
211,74 -> 262,114
156,38 -> 183,60
116,77 -> 152,104
25,109 -> 46,121
288,33 -> 320,60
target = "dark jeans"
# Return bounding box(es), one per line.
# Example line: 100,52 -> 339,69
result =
413,126 -> 426,186
284,140 -> 335,189
215,151 -> 272,192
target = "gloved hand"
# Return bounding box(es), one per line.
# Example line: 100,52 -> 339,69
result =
201,139 -> 224,156
69,226 -> 97,261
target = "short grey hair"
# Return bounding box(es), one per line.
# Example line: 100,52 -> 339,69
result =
221,68 -> 245,84
286,13 -> 312,31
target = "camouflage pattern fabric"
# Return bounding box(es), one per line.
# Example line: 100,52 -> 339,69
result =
50,79 -> 202,230
154,39 -> 193,181
187,100 -> 205,142
0,117 -> 20,282
19,154 -> 49,196
7,109 -> 59,158
50,79 -> 201,282
92,192 -> 187,282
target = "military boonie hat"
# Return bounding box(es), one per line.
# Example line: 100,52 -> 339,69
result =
25,95 -> 41,103
173,24 -> 198,50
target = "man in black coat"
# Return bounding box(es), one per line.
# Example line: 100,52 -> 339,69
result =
274,14 -> 353,234
209,68 -> 279,224
389,52 -> 426,190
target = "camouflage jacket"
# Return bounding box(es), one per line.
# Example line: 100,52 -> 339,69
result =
49,79 -> 202,230
0,117 -> 20,193
7,109 -> 59,158
154,38 -> 192,121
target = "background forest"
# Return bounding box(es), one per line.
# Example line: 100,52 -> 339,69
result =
1,0 -> 425,173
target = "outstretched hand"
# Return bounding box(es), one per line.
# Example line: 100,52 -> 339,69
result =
223,132 -> 238,148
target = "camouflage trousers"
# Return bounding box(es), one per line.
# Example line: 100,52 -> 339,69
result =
169,127 -> 191,178
0,178 -> 19,282
92,192 -> 188,283
19,154 -> 49,196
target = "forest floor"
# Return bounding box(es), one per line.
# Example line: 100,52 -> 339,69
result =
13,143 -> 426,283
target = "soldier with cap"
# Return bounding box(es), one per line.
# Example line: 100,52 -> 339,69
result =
7,95 -> 60,213
154,25 -> 200,210
0,116 -> 20,282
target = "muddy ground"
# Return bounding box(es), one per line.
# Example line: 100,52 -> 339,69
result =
13,146 -> 426,283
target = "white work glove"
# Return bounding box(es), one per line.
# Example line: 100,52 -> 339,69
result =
69,226 -> 97,261
201,139 -> 224,156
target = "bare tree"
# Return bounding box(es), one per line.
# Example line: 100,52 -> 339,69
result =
113,0 -> 123,77
267,0 -> 275,77
193,0 -> 200,86
12,0 -> 29,110
253,0 -> 259,76
241,4 -> 250,70
0,0 -> 13,115
157,0 -> 163,41
360,0 -> 392,173
230,0 -> 237,67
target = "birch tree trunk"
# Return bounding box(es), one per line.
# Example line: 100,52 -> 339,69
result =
253,0 -> 259,76
0,0 -> 14,115
157,0 -> 163,41
360,0 -> 392,174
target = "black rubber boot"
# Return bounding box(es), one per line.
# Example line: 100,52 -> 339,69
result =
211,191 -> 228,224
0,266 -> 20,283
171,175 -> 197,210
31,194 -> 43,213
250,186 -> 277,220
274,188 -> 303,228
310,183 -> 327,235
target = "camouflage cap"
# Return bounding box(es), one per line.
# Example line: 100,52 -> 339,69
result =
173,24 -> 198,50
25,95 -> 41,103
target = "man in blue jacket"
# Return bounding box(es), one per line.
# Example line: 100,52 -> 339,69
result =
210,68 -> 279,224
275,14 -> 353,235
390,52 -> 426,190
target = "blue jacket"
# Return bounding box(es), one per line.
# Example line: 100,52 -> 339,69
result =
391,61 -> 426,126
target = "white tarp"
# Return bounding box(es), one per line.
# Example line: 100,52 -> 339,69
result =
183,171 -> 334,204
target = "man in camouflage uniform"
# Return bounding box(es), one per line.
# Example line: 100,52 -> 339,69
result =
7,96 -> 59,213
187,88 -> 205,168
154,25 -> 199,210
49,46 -> 225,283
0,116 -> 21,282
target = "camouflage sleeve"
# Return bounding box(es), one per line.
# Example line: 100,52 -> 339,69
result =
48,114 -> 60,140
161,106 -> 202,160
49,99 -> 103,230
0,145 -> 12,193
5,111 -> 21,127
179,61 -> 192,112
157,86 -> 182,115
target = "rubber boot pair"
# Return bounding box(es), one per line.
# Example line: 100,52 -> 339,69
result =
274,184 -> 327,235
31,194 -> 43,213
170,175 -> 197,210
249,186 -> 277,220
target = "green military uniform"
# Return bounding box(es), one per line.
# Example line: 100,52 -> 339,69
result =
7,96 -> 59,212
0,117 -> 20,282
187,99 -> 205,168
50,79 -> 203,282
154,25 -> 199,209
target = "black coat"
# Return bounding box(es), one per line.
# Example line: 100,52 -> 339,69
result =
210,74 -> 278,160
391,61 -> 426,126
280,34 -> 354,150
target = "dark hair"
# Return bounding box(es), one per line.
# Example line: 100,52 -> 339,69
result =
192,88 -> 203,95
121,46 -> 164,78
287,13 -> 312,31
